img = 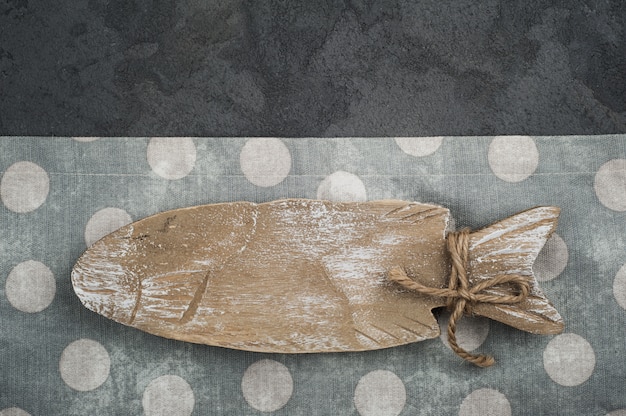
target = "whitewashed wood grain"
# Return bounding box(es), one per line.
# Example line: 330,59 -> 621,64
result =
72,199 -> 563,353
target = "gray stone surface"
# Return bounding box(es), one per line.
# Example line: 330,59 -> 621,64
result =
1,1 -> 625,136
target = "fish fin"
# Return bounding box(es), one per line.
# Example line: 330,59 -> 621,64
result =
351,302 -> 441,349
468,207 -> 565,334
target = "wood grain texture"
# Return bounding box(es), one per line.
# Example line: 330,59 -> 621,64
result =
72,199 -> 564,353
468,206 -> 564,334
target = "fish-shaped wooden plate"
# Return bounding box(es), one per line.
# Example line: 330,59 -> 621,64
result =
72,199 -> 563,354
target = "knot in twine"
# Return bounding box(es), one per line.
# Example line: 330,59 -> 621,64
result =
388,229 -> 530,367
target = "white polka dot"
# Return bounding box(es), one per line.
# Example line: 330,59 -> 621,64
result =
59,339 -> 111,391
72,137 -> 99,142
395,137 -> 444,157
438,311 -> 490,352
613,264 -> 626,310
317,171 -> 367,202
459,388 -> 511,416
147,137 -> 197,180
0,408 -> 31,416
543,333 -> 596,386
594,159 -> 626,211
240,138 -> 292,187
1,161 -> 49,213
533,233 -> 568,282
241,359 -> 293,412
5,260 -> 56,313
488,136 -> 539,182
354,370 -> 406,416
607,410 -> 626,416
85,207 -> 132,246
142,375 -> 195,416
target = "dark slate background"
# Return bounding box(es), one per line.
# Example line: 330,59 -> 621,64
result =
1,0 -> 625,136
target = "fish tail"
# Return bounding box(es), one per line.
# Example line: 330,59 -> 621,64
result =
466,206 -> 564,335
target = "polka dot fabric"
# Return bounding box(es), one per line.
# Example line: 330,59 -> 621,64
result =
0,137 -> 624,415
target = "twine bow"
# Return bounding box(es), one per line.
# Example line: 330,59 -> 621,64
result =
388,229 -> 530,367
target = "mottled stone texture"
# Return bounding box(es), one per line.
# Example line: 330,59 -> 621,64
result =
1,0 -> 625,136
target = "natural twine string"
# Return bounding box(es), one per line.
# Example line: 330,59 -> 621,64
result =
388,229 -> 530,367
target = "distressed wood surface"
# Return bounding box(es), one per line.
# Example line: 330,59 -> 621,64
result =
72,199 -> 564,353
